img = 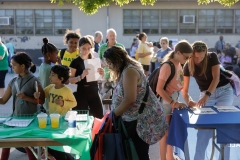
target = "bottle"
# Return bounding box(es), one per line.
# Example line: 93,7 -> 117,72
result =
68,112 -> 77,135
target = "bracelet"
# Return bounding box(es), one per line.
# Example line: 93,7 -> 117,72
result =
205,91 -> 211,97
77,76 -> 81,82
170,99 -> 174,105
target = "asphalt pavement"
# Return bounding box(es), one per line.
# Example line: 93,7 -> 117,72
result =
0,69 -> 239,160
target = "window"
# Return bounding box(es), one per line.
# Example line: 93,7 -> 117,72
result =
54,10 -> 71,35
142,10 -> 159,34
123,10 -> 141,34
235,10 -> 240,34
216,10 -> 233,34
0,10 -> 14,35
198,10 -> 215,34
161,10 -> 178,34
35,10 -> 53,35
179,10 -> 196,34
16,10 -> 34,35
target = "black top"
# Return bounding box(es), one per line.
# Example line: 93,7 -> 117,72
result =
183,52 -> 229,92
70,56 -> 98,87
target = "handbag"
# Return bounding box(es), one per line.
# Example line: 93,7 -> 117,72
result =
90,111 -> 125,160
118,116 -> 139,160
220,65 -> 240,96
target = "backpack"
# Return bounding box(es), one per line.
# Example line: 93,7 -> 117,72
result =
59,48 -> 67,60
148,61 -> 175,96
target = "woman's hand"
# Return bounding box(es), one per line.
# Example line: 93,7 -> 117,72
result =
97,68 -> 104,77
188,100 -> 197,108
173,102 -> 187,109
197,95 -> 209,107
81,68 -> 90,79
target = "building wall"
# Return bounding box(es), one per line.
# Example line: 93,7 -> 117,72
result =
1,1 -> 240,51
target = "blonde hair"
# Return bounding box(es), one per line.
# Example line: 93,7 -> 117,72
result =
188,41 -> 208,78
160,37 -> 169,45
163,40 -> 193,62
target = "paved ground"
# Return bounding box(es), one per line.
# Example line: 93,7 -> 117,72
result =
0,69 -> 239,160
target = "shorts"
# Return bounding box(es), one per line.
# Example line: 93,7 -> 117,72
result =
0,70 -> 8,88
142,64 -> 150,72
160,91 -> 179,115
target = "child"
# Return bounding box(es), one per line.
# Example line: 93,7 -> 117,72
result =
34,65 -> 76,160
39,37 -> 59,111
0,52 -> 45,160
58,29 -> 81,67
35,65 -> 77,116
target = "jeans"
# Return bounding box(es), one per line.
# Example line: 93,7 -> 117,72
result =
194,83 -> 233,160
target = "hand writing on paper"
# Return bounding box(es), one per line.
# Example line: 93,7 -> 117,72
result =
55,98 -> 64,107
173,102 -> 187,110
188,100 -> 197,108
97,68 -> 104,77
81,68 -> 90,79
33,92 -> 40,99
16,92 -> 26,100
197,95 -> 209,108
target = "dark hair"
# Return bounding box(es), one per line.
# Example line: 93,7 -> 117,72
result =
64,29 -> 81,44
41,38 -> 58,56
103,46 -> 143,81
79,36 -> 93,59
138,32 -> 146,41
153,42 -> 159,47
11,52 -> 32,69
51,65 -> 69,84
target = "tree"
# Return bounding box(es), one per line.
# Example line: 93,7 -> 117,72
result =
50,0 -> 239,15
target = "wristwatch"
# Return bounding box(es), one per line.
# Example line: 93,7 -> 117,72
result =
205,91 -> 211,97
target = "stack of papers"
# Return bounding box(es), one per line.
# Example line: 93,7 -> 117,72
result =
190,107 -> 217,114
214,106 -> 240,112
4,118 -> 34,127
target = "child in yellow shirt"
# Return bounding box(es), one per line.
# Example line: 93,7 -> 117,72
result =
35,65 -> 76,116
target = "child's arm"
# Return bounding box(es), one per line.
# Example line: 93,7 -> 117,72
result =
18,85 -> 45,104
0,86 -> 12,104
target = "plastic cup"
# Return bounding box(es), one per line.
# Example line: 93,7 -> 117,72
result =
50,113 -> 60,128
37,113 -> 47,128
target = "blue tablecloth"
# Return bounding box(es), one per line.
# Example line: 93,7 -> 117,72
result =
167,106 -> 240,159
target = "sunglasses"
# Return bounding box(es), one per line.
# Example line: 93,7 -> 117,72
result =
193,45 -> 207,51
182,54 -> 190,60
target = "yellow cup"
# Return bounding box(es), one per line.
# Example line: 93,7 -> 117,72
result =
37,113 -> 47,128
50,113 -> 60,128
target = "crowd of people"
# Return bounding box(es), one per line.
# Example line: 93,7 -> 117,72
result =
0,30 -> 240,160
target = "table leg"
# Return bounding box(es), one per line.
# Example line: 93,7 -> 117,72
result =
37,147 -> 41,160
44,147 -> 48,160
210,130 -> 216,160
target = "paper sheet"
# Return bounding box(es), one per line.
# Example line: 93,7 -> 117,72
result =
4,118 -> 34,127
191,107 -> 217,114
84,58 -> 102,82
214,106 -> 240,112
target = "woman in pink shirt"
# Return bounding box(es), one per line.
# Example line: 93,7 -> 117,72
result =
156,40 -> 193,160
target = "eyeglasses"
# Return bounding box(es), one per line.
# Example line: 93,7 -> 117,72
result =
193,45 -> 207,51
182,54 -> 190,60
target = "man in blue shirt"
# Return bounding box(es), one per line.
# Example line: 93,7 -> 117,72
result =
94,31 -> 103,53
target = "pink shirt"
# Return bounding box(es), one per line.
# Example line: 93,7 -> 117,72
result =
156,60 -> 184,96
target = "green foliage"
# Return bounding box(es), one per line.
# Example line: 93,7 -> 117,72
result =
198,0 -> 239,7
50,0 -> 238,15
50,0 -> 156,14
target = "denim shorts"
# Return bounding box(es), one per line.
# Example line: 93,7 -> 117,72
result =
0,70 -> 8,88
160,91 -> 179,115
200,83 -> 233,106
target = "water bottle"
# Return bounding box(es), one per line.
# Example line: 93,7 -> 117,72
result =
68,112 -> 77,135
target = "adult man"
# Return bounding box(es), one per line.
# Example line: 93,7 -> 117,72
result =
98,28 -> 125,61
225,42 -> 238,65
5,40 -> 15,56
215,35 -> 225,54
94,31 -> 103,53
0,37 -> 9,97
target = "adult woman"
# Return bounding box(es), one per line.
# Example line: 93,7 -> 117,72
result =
58,29 -> 81,67
104,46 -> 166,160
156,40 -> 193,160
182,41 -> 233,160
156,37 -> 172,68
69,36 -> 104,119
137,32 -> 153,76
